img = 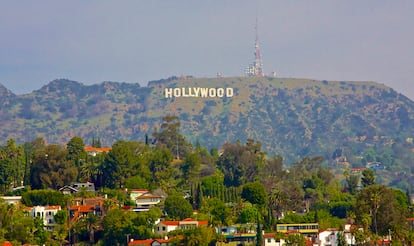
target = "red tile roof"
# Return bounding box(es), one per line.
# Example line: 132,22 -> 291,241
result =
84,146 -> 111,153
263,233 -> 276,238
71,205 -> 94,213
198,220 -> 208,225
160,218 -> 208,226
161,221 -> 180,226
128,239 -> 170,246
128,239 -> 153,245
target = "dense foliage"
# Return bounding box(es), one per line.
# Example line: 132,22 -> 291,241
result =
0,116 -> 413,245
1,77 -> 414,190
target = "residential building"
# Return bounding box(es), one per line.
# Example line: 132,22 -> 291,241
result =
69,196 -> 104,223
263,232 -> 285,246
0,196 -> 22,205
59,182 -> 95,194
130,189 -> 163,210
343,223 -> 358,245
130,189 -> 150,200
276,223 -> 319,236
84,146 -> 111,156
318,229 -> 338,246
27,205 -> 61,231
155,218 -> 208,235
128,239 -> 170,246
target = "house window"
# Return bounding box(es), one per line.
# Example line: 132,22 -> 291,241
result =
162,226 -> 166,231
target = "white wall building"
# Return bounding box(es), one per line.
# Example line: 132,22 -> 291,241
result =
318,229 -> 338,246
28,205 -> 61,231
263,233 -> 286,246
0,196 -> 22,205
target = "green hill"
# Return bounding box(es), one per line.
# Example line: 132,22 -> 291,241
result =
1,77 -> 414,176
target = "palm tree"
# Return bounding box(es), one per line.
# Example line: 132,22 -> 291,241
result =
85,213 -> 100,244
79,160 -> 99,183
73,213 -> 101,245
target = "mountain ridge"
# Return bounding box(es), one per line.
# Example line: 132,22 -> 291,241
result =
1,77 -> 413,168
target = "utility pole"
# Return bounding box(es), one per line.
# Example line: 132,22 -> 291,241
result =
126,233 -> 131,245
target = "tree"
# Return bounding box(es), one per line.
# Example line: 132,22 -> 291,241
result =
336,231 -> 347,246
101,140 -> 151,188
200,197 -> 232,227
102,208 -> 133,245
52,210 -> 69,245
33,217 -> 50,245
261,155 -> 284,190
66,136 -> 87,166
237,203 -> 259,224
164,194 -> 193,220
241,182 -> 267,208
361,169 -> 376,187
0,139 -> 25,192
181,227 -> 216,246
153,115 -> 192,159
181,153 -> 201,186
355,185 -> 409,235
21,190 -> 68,207
217,139 -> 265,187
285,233 -> 306,246
268,186 -> 289,221
103,207 -> 158,245
148,146 -> 174,188
30,144 -> 78,189
91,136 -> 102,148
75,213 -> 100,244
344,170 -> 359,195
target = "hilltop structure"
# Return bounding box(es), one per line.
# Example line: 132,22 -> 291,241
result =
246,17 -> 264,77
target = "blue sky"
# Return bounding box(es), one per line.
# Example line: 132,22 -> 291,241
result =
1,1 -> 414,99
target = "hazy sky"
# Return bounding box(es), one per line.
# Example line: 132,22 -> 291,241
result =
1,1 -> 414,99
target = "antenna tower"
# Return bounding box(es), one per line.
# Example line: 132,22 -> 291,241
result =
246,17 -> 264,77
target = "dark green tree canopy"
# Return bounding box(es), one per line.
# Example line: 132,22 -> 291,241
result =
361,168 -> 376,187
153,115 -> 192,159
164,194 -> 193,220
217,139 -> 265,187
241,181 -> 267,207
30,144 -> 78,189
355,185 -> 409,235
66,136 -> 87,165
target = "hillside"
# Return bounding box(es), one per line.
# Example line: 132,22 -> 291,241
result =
1,77 -> 414,171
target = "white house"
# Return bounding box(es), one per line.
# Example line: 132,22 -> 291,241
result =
317,224 -> 359,246
155,218 -> 208,235
28,205 -> 61,231
343,223 -> 358,245
130,189 -> 150,200
155,220 -> 179,235
136,194 -> 163,208
130,189 -> 163,209
0,196 -> 22,205
263,232 -> 286,246
318,229 -> 338,246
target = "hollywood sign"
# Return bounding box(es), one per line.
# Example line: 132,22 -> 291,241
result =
164,87 -> 234,98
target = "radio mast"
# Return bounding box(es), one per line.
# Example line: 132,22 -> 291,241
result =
246,17 -> 264,77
